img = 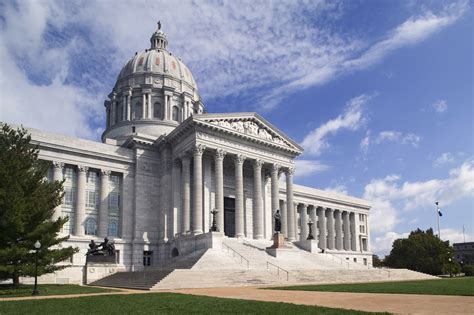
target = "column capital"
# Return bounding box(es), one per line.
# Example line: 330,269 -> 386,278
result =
253,159 -> 264,170
215,149 -> 227,161
271,163 -> 280,174
77,165 -> 89,173
234,154 -> 246,165
286,167 -> 295,176
100,169 -> 111,177
193,144 -> 206,156
53,161 -> 64,169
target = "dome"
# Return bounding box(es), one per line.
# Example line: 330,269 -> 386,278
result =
102,22 -> 205,143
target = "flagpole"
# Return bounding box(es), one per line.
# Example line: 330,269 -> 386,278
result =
463,225 -> 466,243
435,201 -> 441,239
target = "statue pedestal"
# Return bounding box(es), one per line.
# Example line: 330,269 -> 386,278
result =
266,232 -> 293,257
294,239 -> 320,253
84,263 -> 125,284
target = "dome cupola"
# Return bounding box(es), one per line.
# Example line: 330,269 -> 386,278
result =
102,22 -> 205,143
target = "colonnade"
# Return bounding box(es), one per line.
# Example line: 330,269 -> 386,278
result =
170,144 -> 297,241
51,161 -> 118,238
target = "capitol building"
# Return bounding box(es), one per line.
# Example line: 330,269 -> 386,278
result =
24,24 -> 376,285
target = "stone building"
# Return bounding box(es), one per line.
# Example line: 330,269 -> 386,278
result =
23,24 -> 372,284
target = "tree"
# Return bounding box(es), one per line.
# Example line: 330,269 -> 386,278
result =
384,228 -> 460,275
0,124 -> 78,287
372,254 -> 384,267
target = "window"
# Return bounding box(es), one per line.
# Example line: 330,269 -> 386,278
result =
86,171 -> 98,184
143,251 -> 153,266
108,220 -> 118,237
85,218 -> 97,235
154,102 -> 162,119
172,106 -> 180,122
86,191 -> 98,209
64,168 -> 76,184
363,258 -> 367,266
64,188 -> 75,206
134,102 -> 142,119
353,258 -> 357,263
109,192 -> 120,212
359,225 -> 365,234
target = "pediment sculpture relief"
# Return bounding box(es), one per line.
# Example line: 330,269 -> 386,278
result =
208,119 -> 287,146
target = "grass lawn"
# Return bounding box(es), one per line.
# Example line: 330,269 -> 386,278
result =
0,284 -> 117,298
0,292 -> 387,314
269,277 -> 474,296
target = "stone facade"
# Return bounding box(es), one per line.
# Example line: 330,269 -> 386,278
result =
15,24 -> 372,284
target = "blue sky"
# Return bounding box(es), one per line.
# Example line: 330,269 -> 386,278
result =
0,0 -> 472,255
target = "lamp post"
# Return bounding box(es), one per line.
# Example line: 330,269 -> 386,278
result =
32,240 -> 41,296
210,209 -> 219,232
307,220 -> 314,240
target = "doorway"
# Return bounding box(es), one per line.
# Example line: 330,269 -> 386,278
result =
224,197 -> 235,237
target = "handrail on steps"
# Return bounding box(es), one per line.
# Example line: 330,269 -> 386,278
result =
323,252 -> 350,269
222,242 -> 250,268
266,261 -> 289,281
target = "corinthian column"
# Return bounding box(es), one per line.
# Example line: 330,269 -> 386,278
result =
214,149 -> 226,232
98,169 -> 110,237
281,200 -> 287,236
270,164 -> 280,232
52,161 -> 64,221
75,165 -> 88,236
126,90 -> 132,121
142,93 -> 147,118
161,144 -> 172,241
350,212 -> 357,251
343,211 -> 351,250
309,205 -> 317,239
286,167 -> 296,241
318,207 -> 327,249
234,154 -> 246,238
327,208 -> 335,250
335,210 -> 343,250
299,204 -> 308,241
253,159 -> 264,239
181,153 -> 191,234
192,145 -> 205,234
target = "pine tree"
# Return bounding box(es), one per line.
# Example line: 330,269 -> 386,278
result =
0,123 -> 78,287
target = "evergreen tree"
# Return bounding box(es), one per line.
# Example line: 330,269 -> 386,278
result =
384,228 -> 460,275
0,123 -> 78,287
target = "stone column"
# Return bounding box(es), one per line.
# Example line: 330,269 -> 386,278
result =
350,212 -> 357,251
52,161 -> 64,221
214,149 -> 226,232
270,164 -> 280,227
142,93 -> 147,118
97,169 -> 110,237
181,153 -> 191,234
309,205 -> 317,239
172,159 -> 181,236
326,208 -> 335,250
147,93 -> 152,119
286,167 -> 296,241
318,207 -> 326,249
110,95 -> 117,125
161,144 -> 172,241
126,91 -> 132,121
234,154 -> 246,238
343,211 -> 351,250
281,200 -> 288,237
192,144 -> 205,234
335,210 -> 343,250
299,204 -> 309,241
75,165 -> 88,236
253,159 -> 264,239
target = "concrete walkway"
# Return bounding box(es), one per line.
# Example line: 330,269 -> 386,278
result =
166,287 -> 474,315
1,286 -> 473,314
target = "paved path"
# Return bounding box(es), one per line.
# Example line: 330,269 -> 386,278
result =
2,286 -> 473,314
165,287 -> 474,315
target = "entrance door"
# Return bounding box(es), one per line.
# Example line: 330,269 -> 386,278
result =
224,197 -> 235,237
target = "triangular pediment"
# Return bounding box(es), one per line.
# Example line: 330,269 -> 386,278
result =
193,112 -> 303,153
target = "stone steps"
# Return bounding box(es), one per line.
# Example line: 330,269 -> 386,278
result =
89,269 -> 174,290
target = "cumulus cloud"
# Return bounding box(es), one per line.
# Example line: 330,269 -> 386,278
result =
365,159 -> 474,233
433,152 -> 455,167
432,99 -> 448,113
375,131 -> 421,147
294,160 -> 329,178
324,185 -> 348,195
301,94 -> 374,156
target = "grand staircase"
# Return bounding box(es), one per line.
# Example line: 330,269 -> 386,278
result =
89,238 -> 437,290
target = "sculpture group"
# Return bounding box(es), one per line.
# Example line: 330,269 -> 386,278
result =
86,237 -> 116,257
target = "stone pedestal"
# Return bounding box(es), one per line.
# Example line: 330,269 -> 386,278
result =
84,263 -> 125,284
294,239 -> 320,253
270,232 -> 286,248
266,232 -> 294,257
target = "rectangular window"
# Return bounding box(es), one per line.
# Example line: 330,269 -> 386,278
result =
363,258 -> 367,266
359,225 -> 365,234
353,258 -> 357,263
86,191 -> 98,209
64,168 -> 75,184
108,192 -> 120,212
64,188 -> 75,206
143,251 -> 153,266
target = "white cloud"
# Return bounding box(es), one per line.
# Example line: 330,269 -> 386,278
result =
324,185 -> 348,195
441,228 -> 473,244
432,99 -> 448,113
301,94 -> 374,156
360,130 -> 371,155
294,160 -> 329,178
365,159 -> 474,233
434,152 -> 455,167
375,131 -> 421,147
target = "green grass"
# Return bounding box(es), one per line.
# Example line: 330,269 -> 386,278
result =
0,292 -> 387,314
268,277 -> 474,296
0,284 -> 117,298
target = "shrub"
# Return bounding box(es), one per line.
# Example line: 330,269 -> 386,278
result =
463,265 -> 474,276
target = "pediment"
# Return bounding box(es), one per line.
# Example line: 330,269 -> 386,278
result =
194,113 -> 303,153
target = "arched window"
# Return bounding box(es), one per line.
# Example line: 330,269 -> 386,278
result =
172,106 -> 180,122
108,220 -> 118,237
154,102 -> 162,119
85,218 -> 97,236
134,102 -> 142,119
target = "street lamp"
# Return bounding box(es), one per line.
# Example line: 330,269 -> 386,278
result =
32,240 -> 41,296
